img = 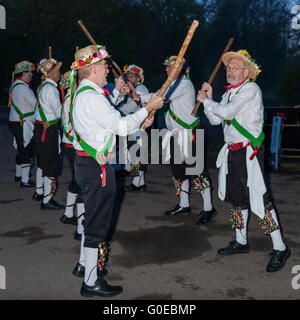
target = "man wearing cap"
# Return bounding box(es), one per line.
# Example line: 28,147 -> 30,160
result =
33,58 -> 65,210
70,44 -> 164,297
8,61 -> 36,187
117,64 -> 151,192
162,56 -> 216,225
197,49 -> 290,272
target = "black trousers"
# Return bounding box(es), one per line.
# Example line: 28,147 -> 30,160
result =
34,123 -> 59,177
170,128 -> 202,180
74,155 -> 116,248
64,145 -> 81,194
8,121 -> 34,164
226,145 -> 271,209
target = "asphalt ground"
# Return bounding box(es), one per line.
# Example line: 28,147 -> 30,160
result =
0,117 -> 299,311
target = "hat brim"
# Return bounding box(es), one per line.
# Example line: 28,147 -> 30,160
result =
48,61 -> 63,75
222,52 -> 256,79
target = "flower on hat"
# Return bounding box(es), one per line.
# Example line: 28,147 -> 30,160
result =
123,64 -> 129,72
237,49 -> 262,78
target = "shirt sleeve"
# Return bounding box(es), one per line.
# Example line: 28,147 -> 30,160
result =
86,93 -> 148,137
204,85 -> 257,120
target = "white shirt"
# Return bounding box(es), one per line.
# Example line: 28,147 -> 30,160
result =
35,78 -> 62,122
203,81 -> 264,145
118,83 -> 151,115
61,89 -> 73,144
164,76 -> 198,130
72,79 -> 148,152
9,79 -> 36,123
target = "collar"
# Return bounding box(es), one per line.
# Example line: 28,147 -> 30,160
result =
79,79 -> 110,98
44,78 -> 58,87
15,79 -> 30,86
224,78 -> 248,93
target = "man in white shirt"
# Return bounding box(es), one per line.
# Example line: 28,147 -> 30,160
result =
33,58 -> 64,210
70,44 -> 164,297
8,61 -> 36,187
197,49 -> 290,272
162,56 -> 215,225
117,64 -> 151,191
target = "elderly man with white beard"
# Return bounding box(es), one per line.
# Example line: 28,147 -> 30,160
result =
197,49 -> 290,273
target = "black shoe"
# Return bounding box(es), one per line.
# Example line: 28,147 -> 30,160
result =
72,263 -> 108,278
80,278 -> 122,297
41,198 -> 65,210
32,192 -> 43,201
74,231 -> 82,241
15,176 -> 21,182
165,204 -> 190,215
266,247 -> 291,272
20,180 -> 35,188
218,240 -> 249,255
196,208 -> 217,225
60,214 -> 77,225
122,184 -> 141,192
139,184 -> 147,192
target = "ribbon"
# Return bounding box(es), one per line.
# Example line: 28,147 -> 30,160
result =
249,145 -> 259,160
102,88 -> 110,98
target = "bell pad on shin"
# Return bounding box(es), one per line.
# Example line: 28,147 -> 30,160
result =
229,207 -> 244,229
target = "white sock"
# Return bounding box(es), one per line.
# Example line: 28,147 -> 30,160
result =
64,191 -> 77,218
139,171 -> 145,186
132,176 -> 140,187
79,230 -> 85,267
201,180 -> 213,211
76,203 -> 85,235
125,161 -> 131,172
236,209 -> 249,245
84,247 -> 98,286
179,179 -> 189,208
16,164 -> 22,177
36,167 -> 43,195
43,176 -> 52,204
269,209 -> 286,251
21,164 -> 30,183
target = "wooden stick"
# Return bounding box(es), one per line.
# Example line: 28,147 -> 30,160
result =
76,46 -> 79,52
191,37 -> 234,116
77,20 -> 97,45
49,46 -> 52,59
141,20 -> 199,130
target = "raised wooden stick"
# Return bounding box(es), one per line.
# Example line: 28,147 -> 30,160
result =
140,20 -> 199,130
49,46 -> 52,59
77,20 -> 96,45
191,37 -> 234,116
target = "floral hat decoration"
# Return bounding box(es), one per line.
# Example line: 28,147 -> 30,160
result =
37,58 -> 62,79
71,45 -> 110,70
59,70 -> 77,89
222,49 -> 262,81
123,64 -> 144,83
163,55 -> 191,79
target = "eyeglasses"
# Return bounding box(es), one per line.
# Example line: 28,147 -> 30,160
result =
226,66 -> 246,72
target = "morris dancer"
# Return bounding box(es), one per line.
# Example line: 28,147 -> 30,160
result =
33,58 -> 64,210
70,44 -> 164,297
197,49 -> 290,272
8,61 -> 36,187
162,56 -> 215,224
117,64 -> 151,192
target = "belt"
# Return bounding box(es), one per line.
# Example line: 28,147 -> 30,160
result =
65,143 -> 74,149
228,141 -> 251,151
76,150 -> 90,157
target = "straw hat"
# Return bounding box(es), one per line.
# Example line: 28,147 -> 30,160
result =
37,58 -> 62,77
14,61 -> 36,74
59,70 -> 77,89
123,64 -> 144,83
163,56 -> 186,67
222,49 -> 261,80
71,45 -> 110,70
